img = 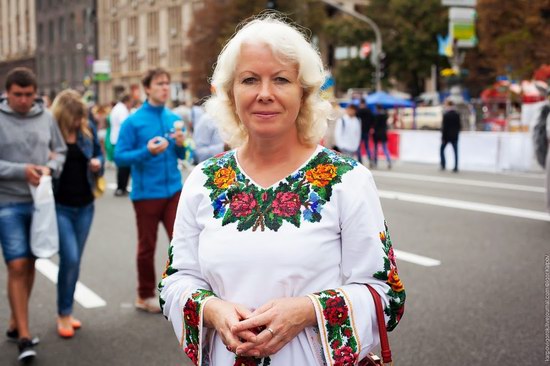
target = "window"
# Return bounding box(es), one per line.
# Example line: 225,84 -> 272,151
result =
168,6 -> 181,33
111,21 -> 119,47
49,55 -> 55,82
58,17 -> 65,43
129,50 -> 139,72
69,13 -> 75,41
112,53 -> 120,73
49,20 -> 54,44
147,48 -> 159,67
147,12 -> 158,41
169,45 -> 182,67
128,16 -> 138,40
59,55 -> 66,82
38,23 -> 44,45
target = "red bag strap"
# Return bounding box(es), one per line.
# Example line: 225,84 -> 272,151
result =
366,284 -> 392,364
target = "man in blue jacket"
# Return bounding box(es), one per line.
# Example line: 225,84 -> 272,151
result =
115,68 -> 186,313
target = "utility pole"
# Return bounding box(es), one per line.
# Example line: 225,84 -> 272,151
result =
319,0 -> 383,91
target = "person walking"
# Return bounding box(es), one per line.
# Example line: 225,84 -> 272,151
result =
109,94 -> 132,196
334,104 -> 361,157
357,99 -> 375,164
373,104 -> 392,169
50,90 -> 104,338
0,68 -> 67,361
159,16 -> 405,365
440,99 -> 461,172
114,68 -> 187,313
193,112 -> 225,163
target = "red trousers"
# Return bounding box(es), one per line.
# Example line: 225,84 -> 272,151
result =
132,191 -> 180,299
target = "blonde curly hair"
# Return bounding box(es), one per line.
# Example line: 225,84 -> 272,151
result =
204,14 -> 331,148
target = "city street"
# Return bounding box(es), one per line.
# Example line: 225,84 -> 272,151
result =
0,161 -> 548,366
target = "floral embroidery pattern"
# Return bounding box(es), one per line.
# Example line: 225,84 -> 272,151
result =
311,289 -> 359,366
233,356 -> 271,366
158,244 -> 177,312
202,149 -> 356,232
373,222 -> 406,331
183,289 -> 216,366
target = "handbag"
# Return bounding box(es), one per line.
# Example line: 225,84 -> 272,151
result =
93,175 -> 106,198
29,176 -> 59,258
359,284 -> 393,366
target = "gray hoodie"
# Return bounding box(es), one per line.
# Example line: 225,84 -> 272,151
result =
0,98 -> 67,203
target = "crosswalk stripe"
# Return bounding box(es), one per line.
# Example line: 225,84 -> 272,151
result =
35,259 -> 107,309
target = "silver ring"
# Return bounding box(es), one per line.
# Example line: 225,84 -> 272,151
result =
266,327 -> 275,337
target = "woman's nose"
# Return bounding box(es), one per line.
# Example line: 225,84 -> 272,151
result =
257,81 -> 274,102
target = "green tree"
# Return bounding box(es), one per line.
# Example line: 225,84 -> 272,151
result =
464,0 -> 550,94
187,0 -> 327,99
365,0 -> 448,96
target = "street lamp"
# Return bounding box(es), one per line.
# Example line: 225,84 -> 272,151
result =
319,0 -> 383,91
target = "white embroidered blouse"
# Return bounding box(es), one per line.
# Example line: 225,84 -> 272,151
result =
159,145 -> 405,366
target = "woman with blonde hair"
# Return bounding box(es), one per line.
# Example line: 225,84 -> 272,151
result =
160,14 -> 405,365
50,89 -> 104,338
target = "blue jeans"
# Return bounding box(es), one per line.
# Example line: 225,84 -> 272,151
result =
56,203 -> 94,316
374,141 -> 392,164
0,202 -> 34,263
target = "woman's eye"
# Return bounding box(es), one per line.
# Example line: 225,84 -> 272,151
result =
274,77 -> 289,83
242,77 -> 257,84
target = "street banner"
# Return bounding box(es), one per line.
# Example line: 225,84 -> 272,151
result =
449,7 -> 477,48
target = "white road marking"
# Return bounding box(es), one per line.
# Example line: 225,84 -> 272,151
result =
379,190 -> 550,222
372,171 -> 545,193
35,259 -> 107,309
394,249 -> 441,267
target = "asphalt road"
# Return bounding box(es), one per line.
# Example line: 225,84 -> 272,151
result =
1,161 -> 548,366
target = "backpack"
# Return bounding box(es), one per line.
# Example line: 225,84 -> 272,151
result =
533,104 -> 549,168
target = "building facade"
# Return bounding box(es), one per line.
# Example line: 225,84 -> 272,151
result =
0,0 -> 36,92
35,0 -> 97,100
97,0 -> 199,104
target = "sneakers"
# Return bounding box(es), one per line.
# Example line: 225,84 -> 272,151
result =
6,329 -> 40,346
114,189 -> 128,197
17,338 -> 37,361
135,297 -> 162,313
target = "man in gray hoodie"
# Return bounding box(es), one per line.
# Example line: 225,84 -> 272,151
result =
0,67 -> 66,361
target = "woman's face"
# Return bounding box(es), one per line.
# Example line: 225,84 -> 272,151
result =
232,43 -> 303,142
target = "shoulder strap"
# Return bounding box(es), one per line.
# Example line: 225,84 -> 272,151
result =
366,284 -> 392,364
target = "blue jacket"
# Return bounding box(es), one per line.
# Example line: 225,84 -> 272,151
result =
114,101 -> 185,201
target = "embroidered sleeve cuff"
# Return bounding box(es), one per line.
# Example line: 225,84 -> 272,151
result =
308,288 -> 361,366
182,289 -> 217,366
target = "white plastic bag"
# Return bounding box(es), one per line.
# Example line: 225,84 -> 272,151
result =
29,176 -> 59,258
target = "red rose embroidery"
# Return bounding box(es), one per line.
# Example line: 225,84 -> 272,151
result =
184,343 -> 199,365
333,346 -> 358,366
323,297 -> 348,326
331,339 -> 341,349
272,192 -> 301,217
343,328 -> 352,338
230,193 -> 257,217
233,356 -> 258,366
183,298 -> 199,327
388,246 -> 397,268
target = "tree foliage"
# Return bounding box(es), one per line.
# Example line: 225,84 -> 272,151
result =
464,0 -> 550,94
187,0 -> 327,99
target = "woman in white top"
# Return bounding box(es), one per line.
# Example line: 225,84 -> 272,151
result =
159,15 -> 406,366
334,104 -> 362,157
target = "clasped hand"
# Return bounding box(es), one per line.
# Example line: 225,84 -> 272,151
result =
204,297 -> 316,358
